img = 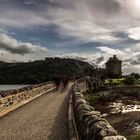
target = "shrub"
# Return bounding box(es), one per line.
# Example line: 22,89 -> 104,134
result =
128,135 -> 140,140
84,95 -> 100,101
123,77 -> 135,85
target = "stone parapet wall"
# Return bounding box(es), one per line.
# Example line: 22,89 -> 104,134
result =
0,82 -> 56,113
71,82 -> 127,140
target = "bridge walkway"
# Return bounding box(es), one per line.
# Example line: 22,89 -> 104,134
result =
0,85 -> 71,140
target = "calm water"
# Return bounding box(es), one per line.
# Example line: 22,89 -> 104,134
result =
0,85 -> 29,91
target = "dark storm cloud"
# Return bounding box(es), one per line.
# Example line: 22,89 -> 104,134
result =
96,56 -> 104,64
88,0 -> 121,15
110,31 -> 140,47
0,42 -> 31,54
49,0 -> 121,14
112,31 -> 129,39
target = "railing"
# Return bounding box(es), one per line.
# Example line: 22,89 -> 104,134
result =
0,82 -> 56,116
71,82 -> 127,140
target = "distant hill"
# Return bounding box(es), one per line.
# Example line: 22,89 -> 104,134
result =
0,61 -> 10,68
0,58 -> 94,84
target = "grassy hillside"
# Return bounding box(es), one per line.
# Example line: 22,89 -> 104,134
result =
0,57 -> 93,84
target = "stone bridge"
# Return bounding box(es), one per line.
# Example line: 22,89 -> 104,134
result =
0,82 -> 71,140
0,82 -> 56,115
0,80 -> 127,140
70,80 -> 127,140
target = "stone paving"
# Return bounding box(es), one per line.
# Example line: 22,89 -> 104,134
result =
0,86 -> 71,140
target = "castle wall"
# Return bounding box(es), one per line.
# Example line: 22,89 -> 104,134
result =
105,55 -> 122,78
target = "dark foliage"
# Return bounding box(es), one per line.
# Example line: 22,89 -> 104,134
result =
123,76 -> 135,85
0,58 -> 93,84
130,73 -> 140,79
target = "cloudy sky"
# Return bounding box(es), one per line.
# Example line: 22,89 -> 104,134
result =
1,0 -> 140,74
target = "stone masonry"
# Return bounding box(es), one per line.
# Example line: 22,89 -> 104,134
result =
0,82 -> 55,113
71,82 -> 127,140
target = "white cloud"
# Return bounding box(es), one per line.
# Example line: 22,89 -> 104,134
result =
0,0 -> 139,45
58,44 -> 140,74
47,1 -> 123,43
0,0 -> 137,43
128,27 -> 140,40
0,0 -> 140,74
0,33 -> 48,62
0,33 -> 47,54
0,7 -> 50,28
42,0 -> 140,44
97,46 -> 126,56
124,0 -> 140,19
123,65 -> 140,75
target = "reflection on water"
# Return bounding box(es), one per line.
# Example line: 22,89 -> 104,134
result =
89,93 -> 140,137
107,102 -> 140,114
0,85 -> 29,91
94,100 -> 140,115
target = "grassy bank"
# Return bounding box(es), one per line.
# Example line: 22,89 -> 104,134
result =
103,78 -> 140,86
128,135 -> 140,140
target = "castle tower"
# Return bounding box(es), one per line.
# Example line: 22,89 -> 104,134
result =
106,55 -> 122,78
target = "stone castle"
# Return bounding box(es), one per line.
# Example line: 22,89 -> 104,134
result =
105,55 -> 122,78
95,55 -> 122,79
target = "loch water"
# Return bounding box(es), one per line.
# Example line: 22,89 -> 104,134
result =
0,85 -> 29,91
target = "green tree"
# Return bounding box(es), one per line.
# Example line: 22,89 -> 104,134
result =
123,76 -> 135,85
130,73 -> 140,79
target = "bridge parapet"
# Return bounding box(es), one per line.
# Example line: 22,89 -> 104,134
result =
71,82 -> 127,140
0,82 -> 56,115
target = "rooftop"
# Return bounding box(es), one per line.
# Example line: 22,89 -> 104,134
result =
107,55 -> 121,63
